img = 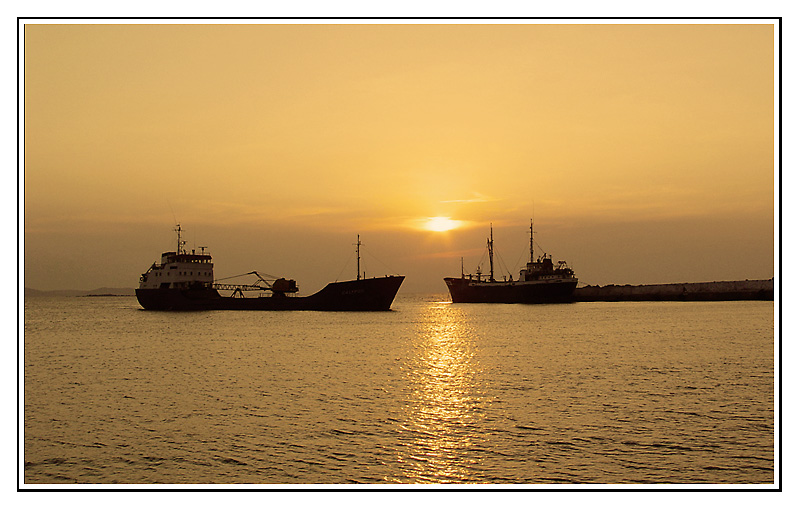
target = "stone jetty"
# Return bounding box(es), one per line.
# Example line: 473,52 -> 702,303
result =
574,278 -> 773,302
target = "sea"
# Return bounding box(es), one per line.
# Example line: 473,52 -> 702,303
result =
22,294 -> 775,486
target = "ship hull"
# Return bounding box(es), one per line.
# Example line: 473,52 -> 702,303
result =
136,276 -> 405,311
444,277 -> 577,304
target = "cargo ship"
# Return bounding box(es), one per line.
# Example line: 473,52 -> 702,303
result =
444,221 -> 578,303
136,225 -> 404,311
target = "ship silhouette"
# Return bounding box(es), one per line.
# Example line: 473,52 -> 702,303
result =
444,221 -> 577,303
136,226 -> 404,311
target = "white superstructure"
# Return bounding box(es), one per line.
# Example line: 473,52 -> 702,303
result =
138,225 -> 214,290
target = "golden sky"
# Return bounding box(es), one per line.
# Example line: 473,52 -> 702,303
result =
23,22 -> 775,292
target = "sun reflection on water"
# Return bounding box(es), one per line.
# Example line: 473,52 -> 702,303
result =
395,300 -> 487,483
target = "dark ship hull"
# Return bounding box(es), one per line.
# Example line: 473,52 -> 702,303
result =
137,275 -> 405,311
444,277 -> 577,304
444,220 -> 578,304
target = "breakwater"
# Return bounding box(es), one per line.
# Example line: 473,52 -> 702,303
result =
574,278 -> 773,302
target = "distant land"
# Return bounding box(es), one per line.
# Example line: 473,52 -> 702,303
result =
24,287 -> 136,297
23,278 -> 773,301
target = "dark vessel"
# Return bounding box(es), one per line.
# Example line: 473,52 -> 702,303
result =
444,221 -> 578,303
136,225 -> 404,311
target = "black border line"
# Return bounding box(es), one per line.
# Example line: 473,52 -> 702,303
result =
17,16 -> 782,493
777,15 -> 782,493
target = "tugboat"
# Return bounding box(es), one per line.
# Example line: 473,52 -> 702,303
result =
444,221 -> 578,303
136,225 -> 404,311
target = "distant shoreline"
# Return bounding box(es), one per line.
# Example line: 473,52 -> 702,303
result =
24,278 -> 775,302
24,287 -> 136,298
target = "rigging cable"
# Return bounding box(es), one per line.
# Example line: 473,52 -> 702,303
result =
511,242 -> 527,272
335,251 -> 355,282
494,250 -> 513,279
361,245 -> 398,276
475,250 -> 487,274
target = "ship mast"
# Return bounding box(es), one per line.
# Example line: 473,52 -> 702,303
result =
356,234 -> 362,280
175,224 -> 185,254
529,219 -> 534,263
488,223 -> 495,282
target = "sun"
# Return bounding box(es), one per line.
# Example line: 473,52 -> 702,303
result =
423,216 -> 462,232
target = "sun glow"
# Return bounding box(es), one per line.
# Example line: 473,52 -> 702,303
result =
423,217 -> 463,232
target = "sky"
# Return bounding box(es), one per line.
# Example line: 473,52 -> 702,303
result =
22,21 -> 776,293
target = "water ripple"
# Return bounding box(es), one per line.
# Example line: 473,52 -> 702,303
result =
23,296 -> 774,484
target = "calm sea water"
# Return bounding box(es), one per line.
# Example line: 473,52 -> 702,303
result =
23,294 -> 774,485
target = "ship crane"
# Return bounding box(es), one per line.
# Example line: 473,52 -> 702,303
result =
213,271 -> 299,297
